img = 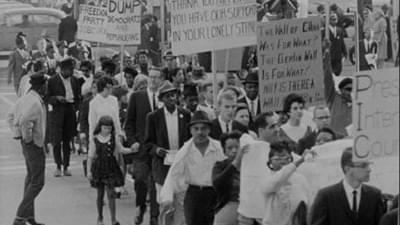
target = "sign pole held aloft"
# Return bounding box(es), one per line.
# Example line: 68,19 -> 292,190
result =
224,49 -> 230,75
212,50 -> 218,110
120,45 -> 124,78
354,11 -> 360,72
325,3 -> 330,39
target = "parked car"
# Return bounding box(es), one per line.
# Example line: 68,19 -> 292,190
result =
0,7 -> 65,51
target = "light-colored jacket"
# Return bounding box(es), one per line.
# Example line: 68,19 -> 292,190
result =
160,137 -> 225,204
8,90 -> 46,147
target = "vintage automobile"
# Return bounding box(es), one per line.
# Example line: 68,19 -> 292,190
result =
0,7 -> 65,51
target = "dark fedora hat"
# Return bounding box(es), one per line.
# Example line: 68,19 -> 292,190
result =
189,110 -> 212,127
183,84 -> 198,98
29,72 -> 47,86
243,72 -> 259,84
163,50 -> 177,60
158,81 -> 177,99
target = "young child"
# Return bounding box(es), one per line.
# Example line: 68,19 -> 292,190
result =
87,115 -> 133,225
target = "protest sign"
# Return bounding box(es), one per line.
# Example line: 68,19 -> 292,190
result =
168,0 -> 257,55
257,17 -> 325,112
299,139 -> 399,199
77,0 -> 141,45
352,68 -> 399,161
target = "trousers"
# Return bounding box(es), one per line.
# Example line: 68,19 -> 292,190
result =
16,141 -> 45,220
184,185 -> 217,225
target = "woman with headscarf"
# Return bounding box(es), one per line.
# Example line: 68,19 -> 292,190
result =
373,8 -> 388,69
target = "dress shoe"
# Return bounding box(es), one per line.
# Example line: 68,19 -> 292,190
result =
26,219 -> 45,225
63,169 -> 72,176
54,169 -> 62,177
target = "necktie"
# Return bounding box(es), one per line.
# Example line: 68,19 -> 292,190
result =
226,123 -> 229,133
250,101 -> 255,117
152,93 -> 157,111
352,190 -> 357,214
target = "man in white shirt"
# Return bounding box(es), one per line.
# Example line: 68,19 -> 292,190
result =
161,110 -> 225,225
11,73 -> 47,225
238,112 -> 280,225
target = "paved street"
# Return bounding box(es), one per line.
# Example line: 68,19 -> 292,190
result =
0,84 -> 147,225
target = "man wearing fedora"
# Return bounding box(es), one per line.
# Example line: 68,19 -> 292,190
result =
10,73 -> 47,225
144,81 -> 191,224
237,72 -> 261,131
160,110 -> 225,225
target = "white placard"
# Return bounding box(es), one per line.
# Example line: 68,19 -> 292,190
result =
77,0 -> 141,45
352,68 -> 399,161
168,0 -> 257,55
257,17 -> 325,112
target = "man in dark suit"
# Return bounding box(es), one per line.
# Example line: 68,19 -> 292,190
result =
125,69 -> 163,225
328,13 -> 347,76
144,82 -> 191,224
210,92 -> 248,140
58,10 -> 77,44
310,147 -> 385,225
47,58 -> 81,177
237,72 -> 260,131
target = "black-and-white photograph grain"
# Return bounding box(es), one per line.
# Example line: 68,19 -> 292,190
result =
0,0 -> 398,224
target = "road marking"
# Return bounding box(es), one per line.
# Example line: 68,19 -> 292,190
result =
0,155 -> 10,159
